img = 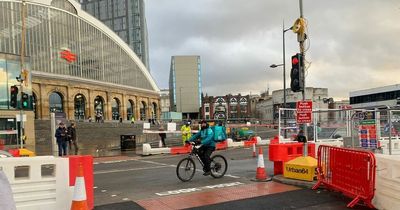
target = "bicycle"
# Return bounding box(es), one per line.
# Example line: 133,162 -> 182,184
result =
176,142 -> 228,182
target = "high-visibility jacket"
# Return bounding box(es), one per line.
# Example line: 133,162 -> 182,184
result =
181,125 -> 192,141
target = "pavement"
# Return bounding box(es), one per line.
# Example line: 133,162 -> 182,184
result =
94,187 -> 372,210
93,174 -> 373,210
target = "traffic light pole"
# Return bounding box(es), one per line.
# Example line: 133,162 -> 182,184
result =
18,0 -> 27,149
17,83 -> 24,149
298,0 -> 308,157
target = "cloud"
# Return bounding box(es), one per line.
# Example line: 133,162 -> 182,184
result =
146,0 -> 400,99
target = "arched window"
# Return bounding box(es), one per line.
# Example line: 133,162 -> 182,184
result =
112,98 -> 120,120
32,93 -> 38,119
74,94 -> 86,120
140,101 -> 147,121
49,92 -> 63,113
127,100 -> 134,120
152,102 -> 157,120
94,96 -> 104,121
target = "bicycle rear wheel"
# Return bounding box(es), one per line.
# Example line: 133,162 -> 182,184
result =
176,157 -> 196,182
210,155 -> 227,178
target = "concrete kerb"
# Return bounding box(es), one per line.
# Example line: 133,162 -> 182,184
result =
272,174 -> 318,189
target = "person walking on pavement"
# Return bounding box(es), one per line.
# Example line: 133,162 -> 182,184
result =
131,116 -> 135,124
67,122 -> 79,155
295,130 -> 307,143
181,121 -> 192,146
55,122 -> 68,156
187,120 -> 215,176
159,127 -> 167,147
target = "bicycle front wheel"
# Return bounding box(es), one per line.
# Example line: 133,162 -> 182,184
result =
210,155 -> 228,178
176,157 -> 196,182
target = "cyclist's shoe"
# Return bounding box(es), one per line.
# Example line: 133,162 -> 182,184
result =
203,171 -> 211,176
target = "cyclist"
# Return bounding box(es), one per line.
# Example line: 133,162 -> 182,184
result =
187,120 -> 215,176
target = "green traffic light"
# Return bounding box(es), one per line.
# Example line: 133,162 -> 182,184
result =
23,101 -> 28,107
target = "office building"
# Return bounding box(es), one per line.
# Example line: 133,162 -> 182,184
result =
80,0 -> 150,69
350,84 -> 400,109
169,56 -> 202,119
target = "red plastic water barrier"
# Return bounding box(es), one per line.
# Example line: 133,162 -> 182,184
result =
0,139 -> 4,150
171,145 -> 192,155
243,137 -> 257,147
269,142 -> 315,175
269,142 -> 315,162
215,140 -> 228,150
8,149 -> 20,157
69,155 -> 94,210
312,146 -> 376,209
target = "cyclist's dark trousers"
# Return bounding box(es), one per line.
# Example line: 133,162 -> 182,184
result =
199,146 -> 215,172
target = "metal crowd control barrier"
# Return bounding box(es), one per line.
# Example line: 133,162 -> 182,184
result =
312,145 -> 376,208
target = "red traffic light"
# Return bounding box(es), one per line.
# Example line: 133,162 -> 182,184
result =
292,57 -> 299,65
11,85 -> 18,93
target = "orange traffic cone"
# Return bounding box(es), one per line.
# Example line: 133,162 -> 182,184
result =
71,163 -> 89,210
255,147 -> 270,181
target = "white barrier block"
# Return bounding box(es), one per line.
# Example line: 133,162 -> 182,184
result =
373,154 -> 400,210
227,138 -> 244,148
256,137 -> 269,145
142,144 -> 152,156
142,143 -> 171,156
149,148 -> 171,155
0,156 -> 70,210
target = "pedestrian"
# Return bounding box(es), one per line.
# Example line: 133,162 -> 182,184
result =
55,122 -> 68,156
159,128 -> 167,147
181,121 -> 192,146
295,130 -> 307,143
67,122 -> 79,155
99,112 -> 104,123
131,116 -> 135,124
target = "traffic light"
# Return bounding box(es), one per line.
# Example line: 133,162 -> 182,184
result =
290,53 -> 304,92
21,92 -> 29,109
10,85 -> 18,108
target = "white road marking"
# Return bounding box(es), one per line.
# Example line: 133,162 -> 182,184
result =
94,165 -> 169,174
136,160 -> 170,166
155,182 -> 244,196
122,198 -> 129,201
93,186 -> 98,189
111,195 -> 117,197
225,174 -> 240,178
101,190 -> 107,193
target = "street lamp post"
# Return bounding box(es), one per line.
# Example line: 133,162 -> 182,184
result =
270,22 -> 293,138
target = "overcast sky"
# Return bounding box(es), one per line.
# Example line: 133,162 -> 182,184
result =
145,0 -> 400,100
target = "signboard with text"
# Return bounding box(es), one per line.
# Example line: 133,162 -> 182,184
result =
296,101 -> 313,124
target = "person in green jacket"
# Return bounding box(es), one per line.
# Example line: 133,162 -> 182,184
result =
181,121 -> 192,145
188,120 -> 215,176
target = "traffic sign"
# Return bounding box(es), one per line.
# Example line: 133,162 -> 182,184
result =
297,112 -> 312,123
296,101 -> 312,123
